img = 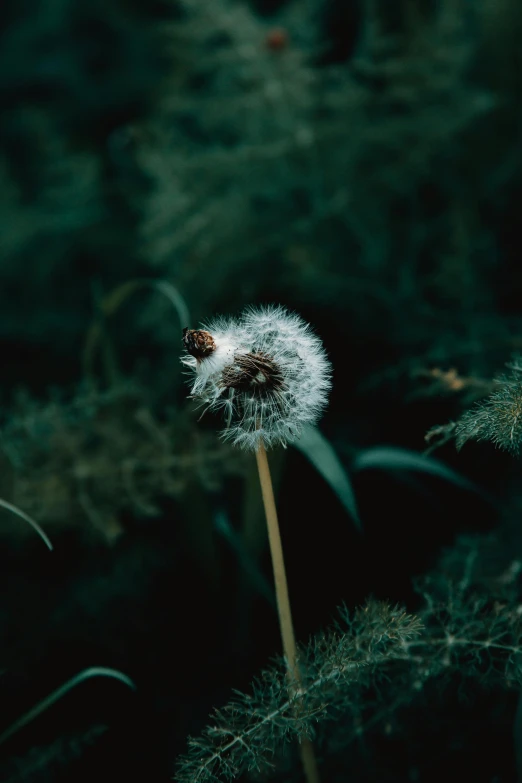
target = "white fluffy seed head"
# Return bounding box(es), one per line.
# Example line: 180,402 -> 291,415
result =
181,305 -> 332,450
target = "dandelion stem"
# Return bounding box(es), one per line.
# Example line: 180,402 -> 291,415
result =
255,440 -> 320,783
255,441 -> 298,675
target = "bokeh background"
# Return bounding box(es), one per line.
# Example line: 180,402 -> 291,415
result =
0,0 -> 521,780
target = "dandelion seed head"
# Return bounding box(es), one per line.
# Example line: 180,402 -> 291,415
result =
181,305 -> 332,450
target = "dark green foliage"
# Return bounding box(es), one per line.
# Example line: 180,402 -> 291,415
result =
176,600 -> 424,782
137,0 -> 520,357
0,383 -> 246,542
423,359 -> 522,456
455,362 -> 522,454
176,534 -> 522,781
0,0 -> 520,367
0,0 -> 176,349
1,0 -> 522,780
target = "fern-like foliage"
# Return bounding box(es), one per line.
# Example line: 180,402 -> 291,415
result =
0,383 -> 246,542
175,533 -> 522,782
175,600 -> 423,782
455,361 -> 522,454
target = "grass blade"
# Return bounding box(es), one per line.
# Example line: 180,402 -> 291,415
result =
0,498 -> 52,551
294,425 -> 361,530
352,445 -> 493,503
0,667 -> 136,745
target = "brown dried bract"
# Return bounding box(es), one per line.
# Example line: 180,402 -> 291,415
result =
182,328 -> 216,359
220,352 -> 285,394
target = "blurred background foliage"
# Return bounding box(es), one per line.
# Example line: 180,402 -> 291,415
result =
0,0 -> 521,780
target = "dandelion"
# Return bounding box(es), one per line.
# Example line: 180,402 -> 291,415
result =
182,305 -> 331,783
181,305 -> 332,450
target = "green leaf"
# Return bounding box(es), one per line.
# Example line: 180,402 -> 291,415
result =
293,425 -> 361,530
352,446 -> 493,503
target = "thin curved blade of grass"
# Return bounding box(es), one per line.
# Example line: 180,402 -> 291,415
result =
149,279 -> 191,330
352,446 -> 494,503
0,498 -> 52,550
0,667 -> 136,745
83,278 -> 190,380
293,425 -> 361,530
100,278 -> 190,330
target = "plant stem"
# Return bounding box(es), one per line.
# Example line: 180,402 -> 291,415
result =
255,440 -> 320,783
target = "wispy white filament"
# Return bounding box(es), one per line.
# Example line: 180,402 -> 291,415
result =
182,305 -> 332,450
